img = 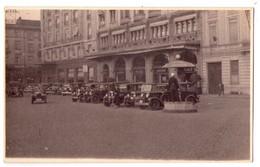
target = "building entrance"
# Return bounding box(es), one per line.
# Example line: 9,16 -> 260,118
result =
208,62 -> 222,94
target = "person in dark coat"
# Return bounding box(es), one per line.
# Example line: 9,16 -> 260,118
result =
219,82 -> 224,96
168,72 -> 179,102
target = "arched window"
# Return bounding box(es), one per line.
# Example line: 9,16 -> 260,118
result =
153,54 -> 169,84
179,51 -> 197,64
115,58 -> 126,82
133,57 -> 145,82
103,64 -> 109,82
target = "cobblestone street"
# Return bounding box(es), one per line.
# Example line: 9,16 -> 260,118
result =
5,94 -> 250,160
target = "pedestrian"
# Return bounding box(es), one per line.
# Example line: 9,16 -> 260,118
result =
168,72 -> 179,102
219,82 -> 224,96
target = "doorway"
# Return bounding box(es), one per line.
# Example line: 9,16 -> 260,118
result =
208,62 -> 222,94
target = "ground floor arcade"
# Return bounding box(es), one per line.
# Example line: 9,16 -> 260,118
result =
91,48 -> 201,85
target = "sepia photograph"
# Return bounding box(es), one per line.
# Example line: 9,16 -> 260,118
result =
4,7 -> 253,162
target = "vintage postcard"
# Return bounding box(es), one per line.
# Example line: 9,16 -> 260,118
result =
4,7 -> 253,162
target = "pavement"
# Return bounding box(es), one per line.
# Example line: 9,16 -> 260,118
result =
5,93 -> 251,161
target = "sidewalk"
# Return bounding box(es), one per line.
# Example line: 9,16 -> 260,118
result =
199,94 -> 250,100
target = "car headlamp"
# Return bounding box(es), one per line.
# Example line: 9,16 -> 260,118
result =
146,93 -> 150,98
141,93 -> 144,97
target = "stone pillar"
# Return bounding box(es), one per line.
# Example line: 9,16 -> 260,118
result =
125,56 -> 133,82
74,68 -> 78,83
145,54 -> 153,83
65,68 -> 68,84
108,59 -> 115,80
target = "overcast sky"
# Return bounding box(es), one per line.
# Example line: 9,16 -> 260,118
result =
5,9 -> 40,21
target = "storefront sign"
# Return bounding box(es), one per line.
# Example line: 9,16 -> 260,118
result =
154,69 -> 167,73
141,84 -> 152,92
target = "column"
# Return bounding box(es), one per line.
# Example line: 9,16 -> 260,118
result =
125,57 -> 133,83
74,68 -> 78,83
145,54 -> 153,83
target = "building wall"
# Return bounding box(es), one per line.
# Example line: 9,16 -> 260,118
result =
92,10 -> 201,84
5,18 -> 42,83
201,10 -> 251,95
40,10 -> 98,83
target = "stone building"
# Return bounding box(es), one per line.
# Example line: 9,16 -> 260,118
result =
40,10 -> 98,84
200,10 -> 251,94
86,10 -> 202,84
5,17 -> 42,84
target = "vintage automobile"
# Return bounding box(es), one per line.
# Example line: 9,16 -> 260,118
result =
88,83 -> 115,103
71,89 -> 88,102
7,86 -> 24,97
61,86 -> 72,96
31,90 -> 47,104
82,83 -> 99,103
135,84 -> 167,110
123,82 -> 144,107
136,82 -> 200,110
103,83 -> 128,107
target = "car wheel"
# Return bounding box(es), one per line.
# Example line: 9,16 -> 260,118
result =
149,99 -> 160,110
186,96 -> 195,105
72,98 -> 78,102
91,95 -> 99,103
31,98 -> 34,104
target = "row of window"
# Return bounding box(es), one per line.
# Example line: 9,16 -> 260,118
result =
44,46 -> 82,60
99,10 -> 152,27
208,18 -> 239,44
12,41 -> 35,52
12,30 -> 37,40
7,54 -> 35,64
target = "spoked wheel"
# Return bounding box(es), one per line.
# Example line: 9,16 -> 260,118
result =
149,99 -> 160,110
91,95 -> 99,103
186,97 -> 195,105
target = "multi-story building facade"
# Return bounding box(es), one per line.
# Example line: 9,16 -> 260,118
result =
40,10 -> 98,84
200,10 -> 251,94
86,10 -> 202,84
5,17 -> 42,84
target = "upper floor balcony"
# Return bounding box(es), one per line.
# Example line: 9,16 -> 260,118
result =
97,12 -> 200,53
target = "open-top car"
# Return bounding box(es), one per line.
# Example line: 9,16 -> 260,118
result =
31,90 -> 47,104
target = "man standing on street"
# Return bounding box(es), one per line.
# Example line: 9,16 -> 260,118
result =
219,82 -> 225,96
168,72 -> 179,102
